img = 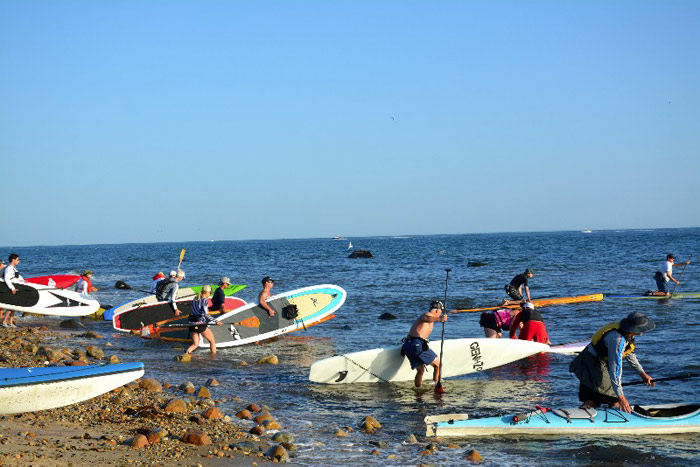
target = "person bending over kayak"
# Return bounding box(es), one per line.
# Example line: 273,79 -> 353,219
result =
479,307 -> 518,338
503,268 -> 535,305
401,300 -> 447,388
258,276 -> 276,317
150,272 -> 166,294
185,285 -> 222,355
156,270 -> 185,316
651,254 -> 690,296
509,302 -> 551,344
569,312 -> 655,413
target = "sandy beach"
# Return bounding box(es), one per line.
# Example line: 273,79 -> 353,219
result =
0,325 -> 291,466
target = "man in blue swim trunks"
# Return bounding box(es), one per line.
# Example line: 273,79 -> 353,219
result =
401,300 -> 448,388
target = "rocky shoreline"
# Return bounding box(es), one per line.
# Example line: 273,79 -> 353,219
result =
0,326 -> 294,466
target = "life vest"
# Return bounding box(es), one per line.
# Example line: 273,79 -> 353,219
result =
591,322 -> 635,359
155,278 -> 176,301
81,275 -> 93,293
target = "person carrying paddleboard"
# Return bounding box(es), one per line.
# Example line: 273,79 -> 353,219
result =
503,268 -> 535,305
401,300 -> 447,388
1,254 -> 24,328
569,312 -> 655,413
651,254 -> 690,296
156,270 -> 185,316
185,285 -> 222,355
211,276 -> 231,313
509,302 -> 551,344
258,276 -> 275,317
75,270 -> 98,294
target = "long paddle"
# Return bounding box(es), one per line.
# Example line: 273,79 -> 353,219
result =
670,255 -> 692,297
435,268 -> 450,394
177,249 -> 186,271
623,372 -> 699,386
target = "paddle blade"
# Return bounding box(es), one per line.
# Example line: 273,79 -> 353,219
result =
236,316 -> 260,327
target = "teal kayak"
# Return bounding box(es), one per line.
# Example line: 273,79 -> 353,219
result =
426,403 -> 700,436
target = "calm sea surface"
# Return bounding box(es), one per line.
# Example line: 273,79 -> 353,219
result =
4,228 -> 700,465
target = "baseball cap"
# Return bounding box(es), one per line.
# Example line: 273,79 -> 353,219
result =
220,277 -> 231,285
430,300 -> 445,310
261,276 -> 274,285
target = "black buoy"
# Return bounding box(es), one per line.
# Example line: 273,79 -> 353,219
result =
378,312 -> 397,320
115,280 -> 132,290
467,261 -> 488,267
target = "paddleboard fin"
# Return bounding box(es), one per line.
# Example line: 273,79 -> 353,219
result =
335,371 -> 348,382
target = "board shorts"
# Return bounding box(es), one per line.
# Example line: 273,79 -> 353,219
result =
188,319 -> 208,334
519,320 -> 549,344
505,284 -> 523,301
479,312 -> 499,331
654,271 -> 669,293
401,337 -> 437,370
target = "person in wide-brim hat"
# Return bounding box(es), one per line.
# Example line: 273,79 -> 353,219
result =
569,312 -> 656,414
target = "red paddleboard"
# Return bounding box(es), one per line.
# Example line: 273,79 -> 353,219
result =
26,275 -> 81,289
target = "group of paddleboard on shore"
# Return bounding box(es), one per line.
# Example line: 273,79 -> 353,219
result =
2,249 -> 699,437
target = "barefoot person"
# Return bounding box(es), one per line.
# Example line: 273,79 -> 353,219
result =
185,285 -> 222,355
652,254 -> 691,296
569,312 -> 655,413
258,276 -> 276,317
156,270 -> 185,316
503,268 -> 535,305
2,254 -> 23,328
479,307 -> 518,338
401,300 -> 447,388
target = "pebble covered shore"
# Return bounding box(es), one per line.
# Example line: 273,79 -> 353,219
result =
0,325 -> 296,466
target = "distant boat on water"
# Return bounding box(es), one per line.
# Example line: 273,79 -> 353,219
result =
582,228 -> 593,234
332,235 -> 345,240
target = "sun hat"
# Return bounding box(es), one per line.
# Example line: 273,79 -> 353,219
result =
220,277 -> 231,285
619,312 -> 656,334
176,269 -> 185,278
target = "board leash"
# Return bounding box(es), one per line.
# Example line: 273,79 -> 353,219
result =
340,354 -> 398,386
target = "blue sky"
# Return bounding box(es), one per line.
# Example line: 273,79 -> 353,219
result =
1,1 -> 698,247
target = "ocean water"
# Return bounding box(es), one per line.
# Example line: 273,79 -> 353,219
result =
4,228 -> 700,465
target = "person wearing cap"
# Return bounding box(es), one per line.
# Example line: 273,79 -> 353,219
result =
75,270 -> 98,295
569,312 -> 656,413
503,268 -> 535,305
150,272 -> 166,294
258,276 -> 275,317
211,277 -> 231,314
156,269 -> 185,316
651,254 -> 691,296
509,302 -> 550,344
401,300 -> 448,388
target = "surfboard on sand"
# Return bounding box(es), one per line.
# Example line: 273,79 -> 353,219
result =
0,281 -> 100,317
154,284 -> 346,348
308,338 -> 549,384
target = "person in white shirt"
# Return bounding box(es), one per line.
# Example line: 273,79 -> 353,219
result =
652,254 -> 691,296
2,254 -> 23,327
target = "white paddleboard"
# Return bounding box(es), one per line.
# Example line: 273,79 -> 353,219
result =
547,340 -> 589,354
0,280 -> 100,317
309,338 -> 549,384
